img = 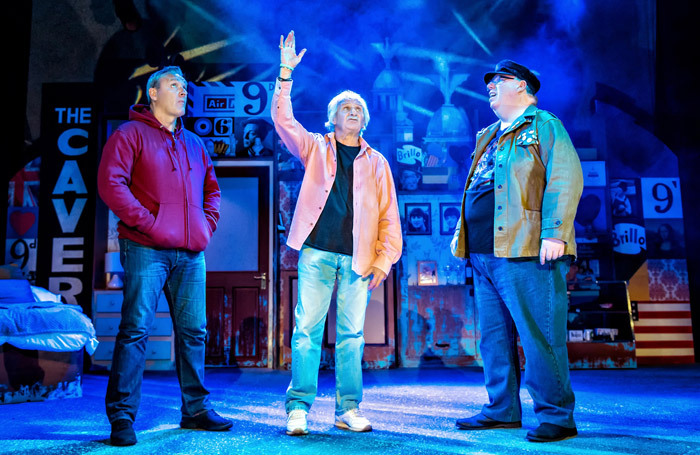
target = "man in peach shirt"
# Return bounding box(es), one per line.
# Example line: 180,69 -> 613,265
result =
272,31 -> 402,436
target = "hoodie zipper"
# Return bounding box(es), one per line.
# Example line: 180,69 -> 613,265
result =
170,129 -> 190,249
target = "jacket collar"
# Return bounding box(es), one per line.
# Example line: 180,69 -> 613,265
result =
475,104 -> 539,153
477,104 -> 539,142
504,104 -> 538,133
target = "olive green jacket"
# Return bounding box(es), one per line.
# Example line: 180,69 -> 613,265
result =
452,104 -> 583,259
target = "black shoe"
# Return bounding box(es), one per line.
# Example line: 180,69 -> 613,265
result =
526,423 -> 578,442
180,409 -> 233,431
110,419 -> 137,446
456,412 -> 522,430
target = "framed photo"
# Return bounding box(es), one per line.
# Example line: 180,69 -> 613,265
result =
405,203 -> 431,235
439,202 -> 461,235
417,260 -> 438,286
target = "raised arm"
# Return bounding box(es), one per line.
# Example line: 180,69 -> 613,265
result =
271,31 -> 319,165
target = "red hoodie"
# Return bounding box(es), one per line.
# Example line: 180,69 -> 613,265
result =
98,105 -> 220,252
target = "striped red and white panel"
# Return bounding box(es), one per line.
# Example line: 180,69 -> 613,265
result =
635,300 -> 694,364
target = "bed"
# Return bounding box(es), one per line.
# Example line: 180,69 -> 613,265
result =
0,279 -> 98,404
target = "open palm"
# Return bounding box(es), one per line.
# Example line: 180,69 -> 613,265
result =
279,30 -> 306,68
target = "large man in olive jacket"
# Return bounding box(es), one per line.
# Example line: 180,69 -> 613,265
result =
451,60 -> 583,443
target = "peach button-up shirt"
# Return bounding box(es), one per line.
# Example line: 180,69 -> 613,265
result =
271,80 -> 402,276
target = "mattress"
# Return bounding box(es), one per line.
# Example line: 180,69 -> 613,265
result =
0,300 -> 98,355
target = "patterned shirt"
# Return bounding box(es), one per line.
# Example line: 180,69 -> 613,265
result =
468,129 -> 503,190
463,129 -> 504,253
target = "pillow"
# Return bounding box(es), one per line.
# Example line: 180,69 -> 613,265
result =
0,279 -> 35,303
31,286 -> 62,303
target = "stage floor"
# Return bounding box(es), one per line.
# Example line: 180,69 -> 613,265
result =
1,365 -> 699,454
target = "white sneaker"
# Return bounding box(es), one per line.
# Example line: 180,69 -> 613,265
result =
335,408 -> 372,432
286,409 -> 309,436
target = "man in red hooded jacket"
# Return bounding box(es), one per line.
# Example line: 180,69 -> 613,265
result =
98,66 -> 231,446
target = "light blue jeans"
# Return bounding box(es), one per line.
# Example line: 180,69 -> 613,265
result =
286,246 -> 370,415
106,239 -> 210,423
470,253 -> 576,428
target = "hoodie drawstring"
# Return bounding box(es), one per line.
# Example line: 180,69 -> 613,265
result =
184,139 -> 192,171
159,119 -> 192,172
163,128 -> 177,171
175,118 -> 192,171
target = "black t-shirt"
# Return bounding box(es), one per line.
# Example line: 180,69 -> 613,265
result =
464,129 -> 503,254
304,140 -> 361,255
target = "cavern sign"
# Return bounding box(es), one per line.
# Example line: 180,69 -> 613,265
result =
36,84 -> 96,311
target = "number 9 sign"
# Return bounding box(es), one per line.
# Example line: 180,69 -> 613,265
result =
641,178 -> 683,219
242,82 -> 268,116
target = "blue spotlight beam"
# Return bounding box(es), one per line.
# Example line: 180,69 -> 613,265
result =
398,71 -> 436,86
175,0 -> 233,35
454,87 -> 489,103
403,101 -> 434,118
327,42 -> 359,70
396,46 -> 490,68
452,10 -> 492,56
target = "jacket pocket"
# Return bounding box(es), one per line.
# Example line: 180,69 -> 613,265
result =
187,203 -> 213,252
523,209 -> 542,231
516,209 -> 543,254
146,202 -> 184,248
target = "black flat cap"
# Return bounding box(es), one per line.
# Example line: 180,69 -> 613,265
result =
484,60 -> 540,94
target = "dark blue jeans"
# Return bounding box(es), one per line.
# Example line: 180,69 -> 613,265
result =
106,239 -> 210,423
470,253 -> 576,429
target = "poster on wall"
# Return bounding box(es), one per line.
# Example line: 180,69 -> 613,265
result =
580,161 -> 606,187
608,178 -> 647,281
570,161 -> 614,281
609,179 -> 645,253
5,207 -> 39,281
644,218 -> 685,259
185,81 -> 278,160
5,158 -> 41,280
641,177 -> 683,219
609,178 -> 641,219
574,187 -> 608,242
397,144 -> 423,192
612,221 -> 646,255
35,83 -> 97,311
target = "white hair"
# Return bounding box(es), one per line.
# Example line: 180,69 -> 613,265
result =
325,90 -> 370,135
